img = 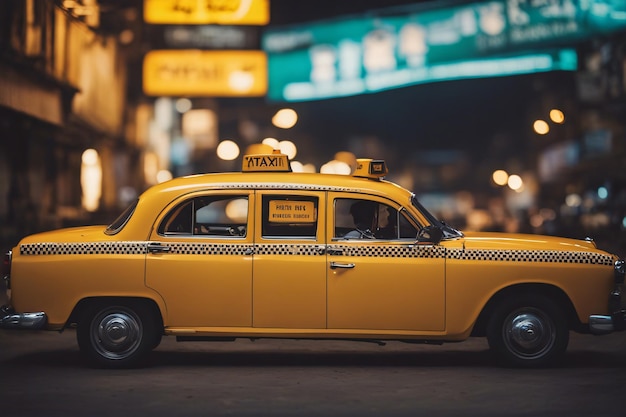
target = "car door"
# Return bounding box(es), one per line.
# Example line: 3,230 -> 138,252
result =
326,193 -> 446,331
252,190 -> 327,329
145,191 -> 254,328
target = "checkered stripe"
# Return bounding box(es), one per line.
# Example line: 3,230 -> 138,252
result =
255,244 -> 325,256
166,243 -> 252,255
329,244 -> 446,258
447,249 -> 615,265
20,241 -> 147,256
18,241 -> 615,265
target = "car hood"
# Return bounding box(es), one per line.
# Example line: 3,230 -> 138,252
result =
458,231 -> 602,252
18,225 -> 110,244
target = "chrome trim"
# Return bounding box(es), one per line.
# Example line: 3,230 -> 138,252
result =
330,262 -> 355,269
2,249 -> 11,290
615,259 -> 625,284
0,307 -> 47,329
589,315 -> 614,335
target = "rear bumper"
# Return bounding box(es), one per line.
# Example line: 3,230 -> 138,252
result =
0,305 -> 47,329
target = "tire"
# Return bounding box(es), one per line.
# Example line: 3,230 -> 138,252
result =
77,301 -> 157,369
486,294 -> 569,368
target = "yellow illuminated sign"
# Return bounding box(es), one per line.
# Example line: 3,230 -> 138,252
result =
353,159 -> 388,179
242,153 -> 291,172
144,0 -> 269,25
269,201 -> 316,223
143,50 -> 267,97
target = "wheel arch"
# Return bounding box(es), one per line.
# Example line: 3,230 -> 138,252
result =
67,296 -> 164,331
471,283 -> 580,337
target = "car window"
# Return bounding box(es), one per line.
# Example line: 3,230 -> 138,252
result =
261,195 -> 318,238
398,208 -> 419,239
158,196 -> 248,237
334,198 -> 417,240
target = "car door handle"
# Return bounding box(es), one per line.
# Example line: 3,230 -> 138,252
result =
330,262 -> 355,269
147,242 -> 171,254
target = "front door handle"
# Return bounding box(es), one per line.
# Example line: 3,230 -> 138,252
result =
147,242 -> 171,254
330,262 -> 355,269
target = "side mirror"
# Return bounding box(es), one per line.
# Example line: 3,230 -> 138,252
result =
417,225 -> 443,244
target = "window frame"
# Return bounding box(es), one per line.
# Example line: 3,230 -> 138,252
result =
330,194 -> 420,241
154,191 -> 253,240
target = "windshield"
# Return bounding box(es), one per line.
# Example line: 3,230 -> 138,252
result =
105,199 -> 138,235
410,194 -> 463,240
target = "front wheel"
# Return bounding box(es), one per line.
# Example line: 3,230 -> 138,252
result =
486,294 -> 569,368
77,302 -> 157,368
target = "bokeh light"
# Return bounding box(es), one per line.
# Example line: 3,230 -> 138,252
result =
492,169 -> 509,186
217,140 -> 240,160
290,161 -> 304,172
549,109 -> 565,124
80,149 -> 102,212
278,140 -> 297,159
82,148 -> 99,165
262,137 -> 280,149
320,160 -> 351,175
175,98 -> 192,113
272,108 -> 298,129
507,174 -> 523,191
565,193 -> 582,207
156,169 -> 173,183
533,119 -> 550,135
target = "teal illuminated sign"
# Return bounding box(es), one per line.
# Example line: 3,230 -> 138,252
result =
263,0 -> 626,101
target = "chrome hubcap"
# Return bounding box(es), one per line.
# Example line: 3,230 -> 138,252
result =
91,309 -> 142,360
504,308 -> 555,359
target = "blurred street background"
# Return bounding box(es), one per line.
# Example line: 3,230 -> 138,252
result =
1,0 -> 626,257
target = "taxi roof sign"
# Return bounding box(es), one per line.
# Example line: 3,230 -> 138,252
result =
353,159 -> 388,179
243,152 -> 291,172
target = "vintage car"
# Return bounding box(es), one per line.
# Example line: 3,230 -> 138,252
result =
1,153 -> 624,368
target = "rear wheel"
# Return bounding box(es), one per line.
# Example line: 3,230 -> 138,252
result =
77,301 -> 157,368
486,294 -> 569,368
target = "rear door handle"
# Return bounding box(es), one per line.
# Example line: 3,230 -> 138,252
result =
148,242 -> 171,254
330,262 -> 355,269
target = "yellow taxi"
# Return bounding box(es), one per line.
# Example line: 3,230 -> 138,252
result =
1,152 -> 624,368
